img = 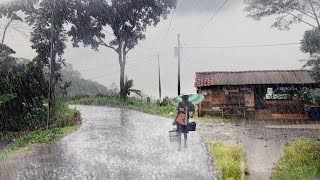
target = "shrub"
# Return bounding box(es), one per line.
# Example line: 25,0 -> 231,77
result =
271,139 -> 320,180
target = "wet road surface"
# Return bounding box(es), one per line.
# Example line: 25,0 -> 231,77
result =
1,105 -> 216,180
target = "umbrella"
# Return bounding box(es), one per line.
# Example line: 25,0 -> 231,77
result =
171,93 -> 205,106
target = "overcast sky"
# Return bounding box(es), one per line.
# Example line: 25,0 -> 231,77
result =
1,0 -> 312,98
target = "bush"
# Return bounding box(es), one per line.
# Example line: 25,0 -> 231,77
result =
271,139 -> 320,180
0,55 -> 47,132
51,100 -> 81,128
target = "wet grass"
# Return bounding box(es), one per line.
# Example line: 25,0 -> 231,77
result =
0,126 -> 78,160
271,139 -> 320,180
207,142 -> 249,180
0,101 -> 81,160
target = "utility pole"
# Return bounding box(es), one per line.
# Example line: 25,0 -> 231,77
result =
177,33 -> 181,96
158,53 -> 162,106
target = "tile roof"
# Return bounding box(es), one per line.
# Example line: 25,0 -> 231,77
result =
195,70 -> 318,87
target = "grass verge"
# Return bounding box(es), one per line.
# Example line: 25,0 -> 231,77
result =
0,101 -> 81,160
207,142 -> 249,180
271,139 -> 320,180
0,126 -> 78,160
69,95 -> 177,117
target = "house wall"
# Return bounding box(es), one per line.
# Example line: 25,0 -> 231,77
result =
198,86 -> 255,117
197,85 -> 308,120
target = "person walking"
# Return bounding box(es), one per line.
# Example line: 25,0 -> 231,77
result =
173,95 -> 195,151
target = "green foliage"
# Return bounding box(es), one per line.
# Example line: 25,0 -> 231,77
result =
271,139 -> 320,180
161,96 -> 171,106
301,28 -> 320,55
207,142 -> 249,180
0,94 -> 17,104
303,54 -> 320,82
0,45 -> 47,132
52,100 -> 81,128
0,101 -> 81,160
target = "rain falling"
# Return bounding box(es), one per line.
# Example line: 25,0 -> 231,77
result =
0,0 -> 319,180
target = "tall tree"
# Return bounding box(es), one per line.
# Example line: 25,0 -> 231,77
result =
27,0 -> 70,124
69,0 -> 177,99
244,0 -> 320,31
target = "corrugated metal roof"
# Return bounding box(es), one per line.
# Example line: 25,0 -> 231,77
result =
195,70 -> 317,87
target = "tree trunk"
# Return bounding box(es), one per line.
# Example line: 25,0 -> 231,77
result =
1,17 -> 13,44
118,46 -> 126,99
120,63 -> 126,99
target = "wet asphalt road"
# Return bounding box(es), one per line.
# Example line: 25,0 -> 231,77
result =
1,105 -> 216,180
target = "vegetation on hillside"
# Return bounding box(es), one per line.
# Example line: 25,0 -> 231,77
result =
56,64 -> 111,100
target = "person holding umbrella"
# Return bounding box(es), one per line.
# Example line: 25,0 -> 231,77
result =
173,95 -> 195,151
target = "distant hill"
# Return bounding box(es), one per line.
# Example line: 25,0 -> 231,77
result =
57,64 -> 111,99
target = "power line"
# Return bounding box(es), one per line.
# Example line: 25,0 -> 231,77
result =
164,1 -> 177,40
202,0 -> 230,30
182,42 -> 300,49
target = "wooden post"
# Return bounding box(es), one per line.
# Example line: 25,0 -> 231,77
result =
177,33 -> 181,96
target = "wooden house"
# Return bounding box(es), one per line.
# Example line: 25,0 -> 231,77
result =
195,70 -> 318,120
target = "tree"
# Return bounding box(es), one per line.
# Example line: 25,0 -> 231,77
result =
0,0 -> 88,124
27,0 -> 70,124
245,0 -> 320,81
300,27 -> 320,81
0,44 -> 47,132
69,0 -> 177,99
301,28 -> 320,55
244,0 -> 320,31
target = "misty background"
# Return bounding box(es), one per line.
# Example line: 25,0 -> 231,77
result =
1,0 -> 310,98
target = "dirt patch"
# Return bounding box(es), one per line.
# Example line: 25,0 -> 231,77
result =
196,119 -> 320,180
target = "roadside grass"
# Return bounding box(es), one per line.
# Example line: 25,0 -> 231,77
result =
207,142 -> 249,180
271,139 -> 320,180
0,101 -> 81,160
69,95 -> 177,117
68,95 -> 227,122
0,126 -> 78,160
